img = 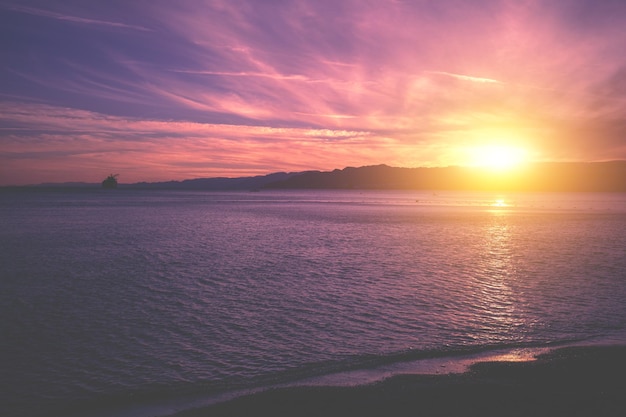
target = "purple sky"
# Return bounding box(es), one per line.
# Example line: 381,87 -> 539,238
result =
1,0 -> 625,185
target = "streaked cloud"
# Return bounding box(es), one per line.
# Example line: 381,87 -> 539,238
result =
0,3 -> 151,31
427,72 -> 502,84
1,0 -> 626,185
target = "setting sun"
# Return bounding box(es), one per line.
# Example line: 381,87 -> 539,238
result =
469,145 -> 528,170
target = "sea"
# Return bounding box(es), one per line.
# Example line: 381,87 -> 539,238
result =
2,189 -> 626,417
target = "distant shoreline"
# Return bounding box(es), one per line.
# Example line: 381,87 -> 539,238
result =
3,161 -> 626,192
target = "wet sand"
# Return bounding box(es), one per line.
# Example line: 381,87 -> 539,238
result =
173,345 -> 626,417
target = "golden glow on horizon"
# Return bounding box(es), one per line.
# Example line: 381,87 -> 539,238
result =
469,145 -> 528,171
492,199 -> 508,207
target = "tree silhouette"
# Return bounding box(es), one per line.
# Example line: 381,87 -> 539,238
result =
102,174 -> 119,189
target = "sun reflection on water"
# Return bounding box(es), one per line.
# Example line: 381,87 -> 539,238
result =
463,217 -> 535,343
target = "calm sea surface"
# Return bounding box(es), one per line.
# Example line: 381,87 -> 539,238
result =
2,189 -> 626,416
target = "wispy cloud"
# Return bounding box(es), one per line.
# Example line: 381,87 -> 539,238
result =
170,69 -> 313,82
0,102 -> 371,140
0,102 -> 383,184
427,71 -> 502,84
1,0 -> 626,184
1,3 -> 151,31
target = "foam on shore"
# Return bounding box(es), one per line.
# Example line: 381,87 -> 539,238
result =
171,344 -> 626,417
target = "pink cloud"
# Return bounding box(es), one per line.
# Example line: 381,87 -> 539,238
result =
0,103 -> 385,184
2,1 -> 626,185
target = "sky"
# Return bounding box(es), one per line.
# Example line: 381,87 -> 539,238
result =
1,0 -> 626,185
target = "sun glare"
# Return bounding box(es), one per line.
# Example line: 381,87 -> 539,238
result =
492,199 -> 508,207
470,145 -> 528,170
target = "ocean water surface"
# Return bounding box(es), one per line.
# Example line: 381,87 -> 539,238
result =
1,189 -> 626,416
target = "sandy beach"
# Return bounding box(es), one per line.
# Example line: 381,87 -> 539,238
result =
173,345 -> 626,417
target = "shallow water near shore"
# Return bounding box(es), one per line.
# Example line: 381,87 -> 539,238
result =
2,189 -> 626,417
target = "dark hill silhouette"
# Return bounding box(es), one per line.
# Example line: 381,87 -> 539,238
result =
263,162 -> 626,192
123,171 -> 298,191
4,161 -> 625,192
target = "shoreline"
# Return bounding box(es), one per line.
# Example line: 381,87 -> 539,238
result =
171,344 -> 626,417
